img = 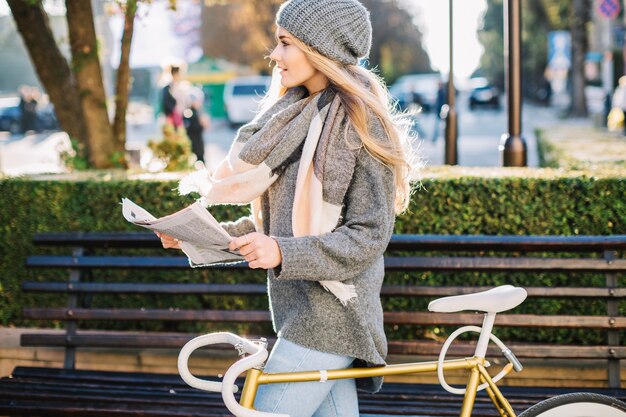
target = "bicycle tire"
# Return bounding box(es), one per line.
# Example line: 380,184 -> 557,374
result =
518,392 -> 626,417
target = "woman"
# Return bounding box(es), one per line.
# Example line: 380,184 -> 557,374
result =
160,0 -> 417,415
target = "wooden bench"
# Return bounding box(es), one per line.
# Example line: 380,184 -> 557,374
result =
1,232 -> 625,416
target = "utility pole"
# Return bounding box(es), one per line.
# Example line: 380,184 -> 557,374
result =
444,0 -> 458,165
499,0 -> 527,166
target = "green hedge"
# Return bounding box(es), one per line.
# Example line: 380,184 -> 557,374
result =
1,167 -> 624,344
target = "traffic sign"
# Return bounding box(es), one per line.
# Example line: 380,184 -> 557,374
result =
598,0 -> 620,19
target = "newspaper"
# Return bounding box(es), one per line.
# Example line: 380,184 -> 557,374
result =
121,198 -> 243,266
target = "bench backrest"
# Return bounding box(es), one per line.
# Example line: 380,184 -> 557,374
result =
21,232 -> 626,387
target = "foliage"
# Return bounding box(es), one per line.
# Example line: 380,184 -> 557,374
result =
61,138 -> 128,171
59,138 -> 90,171
360,0 -> 432,83
0,168 -> 624,344
147,123 -> 195,171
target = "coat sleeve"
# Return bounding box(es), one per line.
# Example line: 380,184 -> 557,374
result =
273,147 -> 396,282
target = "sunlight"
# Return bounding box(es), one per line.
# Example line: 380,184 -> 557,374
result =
403,0 -> 488,79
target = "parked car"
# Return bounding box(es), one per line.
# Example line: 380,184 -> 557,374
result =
0,95 -> 59,134
389,73 -> 441,112
0,97 -> 21,134
468,79 -> 500,110
223,76 -> 271,126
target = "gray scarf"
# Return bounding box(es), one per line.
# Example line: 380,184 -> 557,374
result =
180,86 -> 361,304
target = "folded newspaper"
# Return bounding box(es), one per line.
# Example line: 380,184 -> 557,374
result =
121,198 -> 243,266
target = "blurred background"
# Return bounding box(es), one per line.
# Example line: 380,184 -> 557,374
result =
0,0 -> 622,175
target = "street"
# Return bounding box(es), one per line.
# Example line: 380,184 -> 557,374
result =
0,93 -> 558,176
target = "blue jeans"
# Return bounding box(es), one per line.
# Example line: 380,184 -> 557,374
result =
254,338 -> 359,417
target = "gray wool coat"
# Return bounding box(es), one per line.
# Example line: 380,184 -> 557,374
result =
221,117 -> 396,393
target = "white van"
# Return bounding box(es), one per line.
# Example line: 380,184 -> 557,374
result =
223,76 -> 271,126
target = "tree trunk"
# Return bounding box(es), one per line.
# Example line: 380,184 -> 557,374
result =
66,0 -> 118,168
112,0 -> 137,161
7,0 -> 88,150
569,0 -> 589,117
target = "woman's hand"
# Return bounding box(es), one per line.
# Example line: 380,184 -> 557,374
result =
229,232 -> 282,269
155,232 -> 182,250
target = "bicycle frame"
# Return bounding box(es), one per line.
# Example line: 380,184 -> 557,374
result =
237,354 -> 517,417
178,286 -> 529,417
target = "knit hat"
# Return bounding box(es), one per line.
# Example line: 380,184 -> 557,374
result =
276,0 -> 372,66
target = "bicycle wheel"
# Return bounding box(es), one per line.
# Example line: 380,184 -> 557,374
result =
518,392 -> 626,417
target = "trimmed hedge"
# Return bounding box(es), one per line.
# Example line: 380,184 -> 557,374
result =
1,167 -> 624,344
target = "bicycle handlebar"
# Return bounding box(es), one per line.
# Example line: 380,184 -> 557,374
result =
177,332 -> 289,417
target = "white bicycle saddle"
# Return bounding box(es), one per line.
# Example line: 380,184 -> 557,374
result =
428,285 -> 527,313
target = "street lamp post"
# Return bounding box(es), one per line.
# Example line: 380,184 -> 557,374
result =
444,0 -> 458,165
500,0 -> 527,166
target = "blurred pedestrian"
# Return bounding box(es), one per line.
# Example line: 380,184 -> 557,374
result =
161,63 -> 189,128
611,76 -> 626,135
183,88 -> 210,165
19,85 -> 38,133
409,83 -> 423,110
432,80 -> 447,142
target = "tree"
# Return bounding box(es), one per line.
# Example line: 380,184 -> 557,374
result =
7,0 -> 88,151
361,0 -> 432,82
112,0 -> 138,154
7,0 -> 139,168
65,0 -> 118,167
569,0 -> 590,116
477,0 -> 505,88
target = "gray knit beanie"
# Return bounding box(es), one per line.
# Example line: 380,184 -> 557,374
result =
276,0 -> 372,66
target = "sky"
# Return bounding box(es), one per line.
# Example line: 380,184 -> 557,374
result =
403,0 -> 488,79
0,0 -> 488,79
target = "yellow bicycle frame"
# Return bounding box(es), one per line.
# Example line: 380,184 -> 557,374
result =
237,356 -> 517,417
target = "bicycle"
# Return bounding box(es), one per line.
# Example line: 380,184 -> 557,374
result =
177,285 -> 626,417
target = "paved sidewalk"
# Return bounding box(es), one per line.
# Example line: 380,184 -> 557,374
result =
1,103 -> 606,177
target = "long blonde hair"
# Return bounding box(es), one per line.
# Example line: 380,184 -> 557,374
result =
262,36 -> 419,214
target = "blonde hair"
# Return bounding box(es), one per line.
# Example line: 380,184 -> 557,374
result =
262,36 -> 419,214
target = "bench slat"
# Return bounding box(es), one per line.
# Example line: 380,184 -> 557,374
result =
9,366 -> 210,385
33,232 -> 163,248
387,234 -> 626,251
26,255 -> 626,272
383,285 -> 626,298
386,312 -> 626,329
384,256 -> 626,271
22,282 -> 268,295
22,281 -> 626,298
0,400 -> 226,417
26,256 -> 247,269
23,308 -> 272,322
386,340 -> 626,359
22,308 -> 626,329
0,382 -> 223,405
20,332 -> 626,359
33,232 -> 626,251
